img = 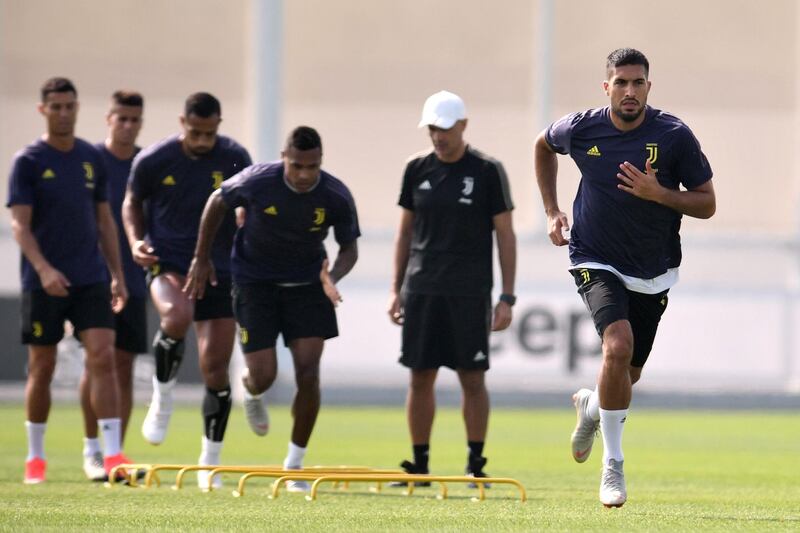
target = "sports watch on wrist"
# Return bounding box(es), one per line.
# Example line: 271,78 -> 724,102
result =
499,293 -> 517,306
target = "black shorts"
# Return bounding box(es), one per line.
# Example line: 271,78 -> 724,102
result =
572,268 -> 669,368
21,283 -> 115,345
114,296 -> 148,354
399,292 -> 491,371
232,281 -> 338,353
148,262 -> 233,321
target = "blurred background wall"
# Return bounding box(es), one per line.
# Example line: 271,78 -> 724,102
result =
1,0 -> 798,403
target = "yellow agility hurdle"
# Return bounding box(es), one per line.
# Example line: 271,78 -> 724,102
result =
104,463 -> 153,488
230,468 -> 408,498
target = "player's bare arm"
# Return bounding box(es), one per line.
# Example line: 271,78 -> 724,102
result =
388,208 -> 414,325
492,210 -> 516,331
9,204 -> 70,296
95,201 -> 128,312
617,160 -> 716,219
184,189 -> 229,299
122,186 -> 159,266
320,240 -> 358,307
534,132 -> 570,246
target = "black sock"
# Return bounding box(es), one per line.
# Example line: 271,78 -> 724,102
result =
153,330 -> 185,382
467,440 -> 485,459
202,386 -> 232,442
413,444 -> 430,472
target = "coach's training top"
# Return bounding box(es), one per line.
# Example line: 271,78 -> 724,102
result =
129,134 -> 252,277
545,106 -> 713,279
399,146 -> 513,296
96,143 -> 146,299
7,138 -> 110,290
220,161 -> 360,284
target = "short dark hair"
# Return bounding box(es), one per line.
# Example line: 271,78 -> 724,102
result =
184,92 -> 221,118
285,126 -> 322,152
111,90 -> 143,108
41,77 -> 77,102
606,48 -> 649,78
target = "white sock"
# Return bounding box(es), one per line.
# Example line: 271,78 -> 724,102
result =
25,421 -> 46,461
199,436 -> 223,464
154,376 -> 176,398
587,387 -> 601,421
284,441 -> 306,469
98,418 -> 122,457
83,437 -> 101,457
599,408 -> 627,464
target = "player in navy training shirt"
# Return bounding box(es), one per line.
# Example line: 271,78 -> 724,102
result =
78,90 -> 147,482
534,48 -> 716,508
7,77 -> 133,484
122,92 -> 252,490
185,126 -> 359,489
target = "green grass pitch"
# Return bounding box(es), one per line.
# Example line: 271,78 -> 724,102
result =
0,403 -> 798,531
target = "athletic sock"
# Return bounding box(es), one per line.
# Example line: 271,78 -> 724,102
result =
152,330 -> 185,383
25,421 -> 46,461
83,437 -> 101,457
467,440 -> 484,459
413,443 -> 430,472
202,386 -> 232,442
599,408 -> 628,464
284,441 -> 307,469
587,387 -> 601,421
98,418 -> 122,457
199,436 -> 223,464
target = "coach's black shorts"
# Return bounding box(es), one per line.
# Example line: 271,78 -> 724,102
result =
114,296 -> 148,354
572,268 -> 669,368
399,292 -> 491,371
232,281 -> 338,353
21,283 -> 115,345
147,262 -> 233,321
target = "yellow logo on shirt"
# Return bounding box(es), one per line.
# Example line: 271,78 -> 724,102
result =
83,162 -> 94,180
240,328 -> 249,345
42,169 -> 56,179
313,208 -> 326,225
646,143 -> 658,165
162,175 -> 176,186
211,171 -> 223,189
264,205 -> 278,215
32,322 -> 43,338
586,146 -> 601,157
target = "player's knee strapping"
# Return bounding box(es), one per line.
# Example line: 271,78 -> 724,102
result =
202,386 -> 232,442
152,330 -> 185,382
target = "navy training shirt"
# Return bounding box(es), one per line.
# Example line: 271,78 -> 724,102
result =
128,134 -> 252,276
95,143 -> 147,299
545,106 -> 713,279
7,138 -> 110,290
220,161 -> 360,284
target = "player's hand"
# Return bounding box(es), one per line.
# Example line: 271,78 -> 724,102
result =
547,211 -> 570,246
491,301 -> 512,331
387,291 -> 404,325
184,257 -> 216,300
320,259 -> 342,307
111,277 -> 128,313
131,240 -> 159,267
617,160 -> 664,202
39,265 -> 70,297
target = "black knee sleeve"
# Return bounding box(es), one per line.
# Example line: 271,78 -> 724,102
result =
202,386 -> 232,442
153,330 -> 185,382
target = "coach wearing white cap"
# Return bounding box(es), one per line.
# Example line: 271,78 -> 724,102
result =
388,90 -> 517,485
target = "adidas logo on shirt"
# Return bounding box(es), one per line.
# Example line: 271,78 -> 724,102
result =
419,180 -> 432,190
162,175 -> 176,185
473,351 -> 487,362
42,169 -> 56,179
586,146 -> 601,157
264,205 -> 278,215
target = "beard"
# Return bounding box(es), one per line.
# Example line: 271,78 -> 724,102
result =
612,102 -> 644,123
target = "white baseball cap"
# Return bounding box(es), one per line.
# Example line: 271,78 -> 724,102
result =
418,90 -> 466,129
